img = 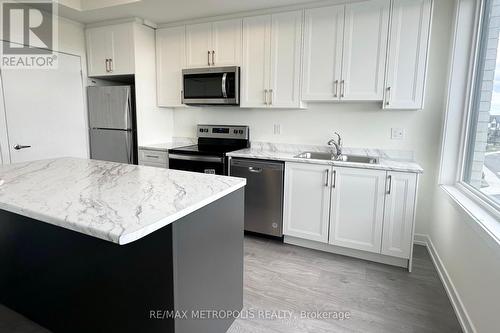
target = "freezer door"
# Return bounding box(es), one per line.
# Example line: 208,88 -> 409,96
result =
88,86 -> 132,130
90,129 -> 135,164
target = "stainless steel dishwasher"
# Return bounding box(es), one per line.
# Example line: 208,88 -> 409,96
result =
230,158 -> 284,237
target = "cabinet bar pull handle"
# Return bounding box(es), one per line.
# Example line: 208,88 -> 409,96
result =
105,59 -> 109,72
212,50 -> 215,66
269,89 -> 273,106
325,169 -> 329,187
332,170 -> 337,188
109,59 -> 113,72
386,87 -> 391,106
264,89 -> 268,106
387,175 -> 392,195
145,155 -> 159,159
207,51 -> 211,66
334,80 -> 339,97
340,80 -> 345,98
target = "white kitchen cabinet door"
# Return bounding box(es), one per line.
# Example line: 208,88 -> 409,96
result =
86,26 -> 113,76
341,0 -> 390,101
302,5 -> 344,101
269,11 -> 303,108
384,0 -> 432,110
212,19 -> 242,66
283,162 -> 331,243
329,167 -> 386,253
186,22 -> 212,68
381,172 -> 417,259
156,26 -> 186,107
241,15 -> 271,108
108,23 -> 135,75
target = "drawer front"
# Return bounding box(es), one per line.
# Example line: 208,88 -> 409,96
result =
139,149 -> 168,164
139,160 -> 168,169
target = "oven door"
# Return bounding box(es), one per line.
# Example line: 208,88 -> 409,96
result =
182,67 -> 239,105
168,154 -> 226,175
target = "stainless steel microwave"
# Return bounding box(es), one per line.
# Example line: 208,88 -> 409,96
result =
182,66 -> 240,106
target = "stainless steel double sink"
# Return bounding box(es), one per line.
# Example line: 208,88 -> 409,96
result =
294,152 -> 379,164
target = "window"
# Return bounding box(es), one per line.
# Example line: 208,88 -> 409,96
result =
463,0 -> 500,210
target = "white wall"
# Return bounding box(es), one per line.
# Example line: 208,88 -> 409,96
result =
171,0 -> 453,236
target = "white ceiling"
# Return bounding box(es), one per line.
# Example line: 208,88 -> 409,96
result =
58,0 -> 324,24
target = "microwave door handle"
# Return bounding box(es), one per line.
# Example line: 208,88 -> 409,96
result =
222,73 -> 228,98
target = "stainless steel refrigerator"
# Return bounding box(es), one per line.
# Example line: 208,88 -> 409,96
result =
88,86 -> 137,164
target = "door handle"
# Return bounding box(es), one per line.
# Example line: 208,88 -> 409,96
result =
248,167 -> 263,173
334,80 -> 339,98
340,80 -> 345,98
207,51 -> 211,66
212,50 -> 215,66
332,170 -> 337,188
387,175 -> 393,195
105,59 -> 109,72
264,89 -> 269,106
325,169 -> 329,187
386,87 -> 391,106
14,144 -> 31,150
222,73 -> 228,98
109,58 -> 113,72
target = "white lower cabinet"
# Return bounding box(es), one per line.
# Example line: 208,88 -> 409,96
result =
381,172 -> 417,258
283,162 -> 418,263
283,162 -> 331,243
329,167 -> 386,253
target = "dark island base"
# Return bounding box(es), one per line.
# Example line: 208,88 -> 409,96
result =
0,188 -> 244,333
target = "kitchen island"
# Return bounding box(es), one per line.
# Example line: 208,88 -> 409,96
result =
0,157 -> 246,333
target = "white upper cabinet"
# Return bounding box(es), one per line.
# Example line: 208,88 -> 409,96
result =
329,167 -> 386,253
186,19 -> 242,68
302,5 -> 344,101
384,0 -> 433,110
156,26 -> 186,107
341,0 -> 390,101
381,172 -> 417,258
269,11 -> 303,108
212,19 -> 242,66
86,23 -> 135,76
283,162 -> 331,243
241,15 -> 271,108
241,11 -> 303,108
186,22 -> 212,67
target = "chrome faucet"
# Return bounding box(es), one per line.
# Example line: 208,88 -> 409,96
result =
327,132 -> 342,159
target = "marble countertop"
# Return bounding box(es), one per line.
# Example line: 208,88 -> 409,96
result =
139,138 -> 195,152
0,158 -> 246,245
227,142 -> 423,173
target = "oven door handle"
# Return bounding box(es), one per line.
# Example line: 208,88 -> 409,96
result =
168,154 -> 224,163
222,73 -> 228,98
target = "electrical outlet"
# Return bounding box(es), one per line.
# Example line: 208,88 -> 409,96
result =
391,128 -> 405,140
273,124 -> 281,135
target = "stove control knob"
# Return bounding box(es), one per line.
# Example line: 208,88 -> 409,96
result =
233,130 -> 238,134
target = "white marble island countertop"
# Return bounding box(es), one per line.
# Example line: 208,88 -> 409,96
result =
227,142 -> 423,173
0,158 -> 246,245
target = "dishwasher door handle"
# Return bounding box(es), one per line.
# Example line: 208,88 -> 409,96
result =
248,167 -> 263,173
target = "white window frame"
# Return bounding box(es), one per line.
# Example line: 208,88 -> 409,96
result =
455,0 -> 500,221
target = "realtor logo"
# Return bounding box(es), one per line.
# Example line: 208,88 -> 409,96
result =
1,1 -> 58,68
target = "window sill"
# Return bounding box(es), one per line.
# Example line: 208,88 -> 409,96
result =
440,185 -> 500,256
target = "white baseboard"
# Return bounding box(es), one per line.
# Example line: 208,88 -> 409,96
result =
413,234 -> 475,333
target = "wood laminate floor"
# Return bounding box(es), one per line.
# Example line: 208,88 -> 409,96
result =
228,236 -> 462,333
0,236 -> 461,333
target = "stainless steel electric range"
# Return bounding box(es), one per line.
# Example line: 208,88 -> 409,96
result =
168,125 -> 250,175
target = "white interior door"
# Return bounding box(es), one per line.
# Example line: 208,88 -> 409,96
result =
1,51 -> 88,163
342,0 -> 390,101
269,10 -> 303,108
329,167 -> 386,253
302,5 -> 344,101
